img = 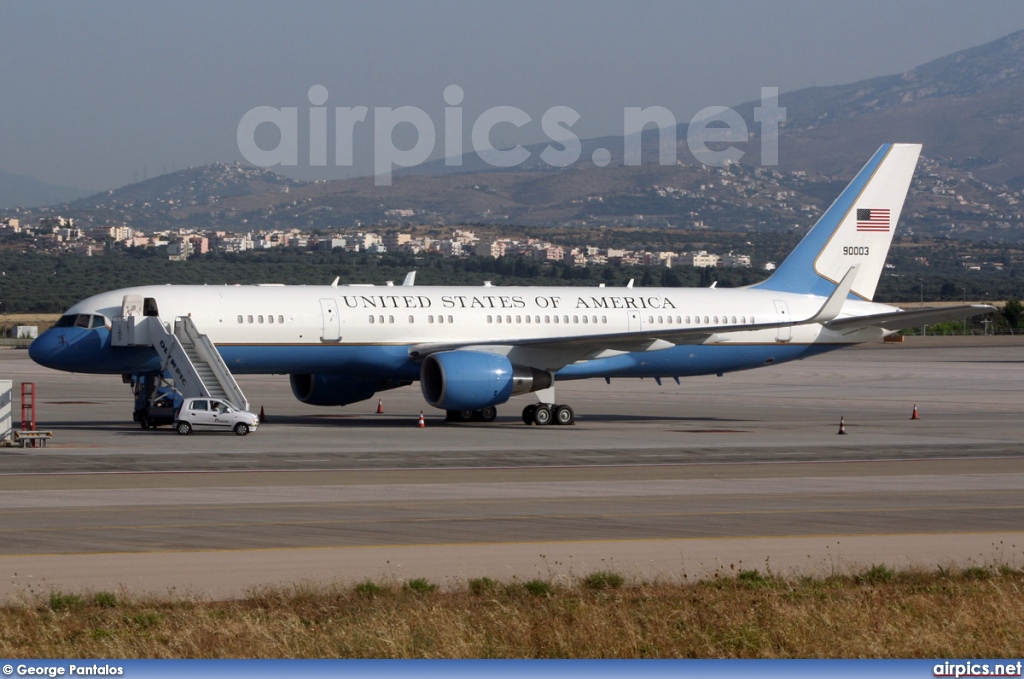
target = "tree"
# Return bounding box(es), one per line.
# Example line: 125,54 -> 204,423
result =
1003,298 -> 1023,329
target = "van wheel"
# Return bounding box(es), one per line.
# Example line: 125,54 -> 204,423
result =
234,423 -> 249,436
176,421 -> 192,435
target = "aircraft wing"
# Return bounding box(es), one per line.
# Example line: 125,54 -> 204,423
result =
824,304 -> 996,333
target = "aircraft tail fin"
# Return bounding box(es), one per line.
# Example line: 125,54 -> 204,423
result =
753,143 -> 922,301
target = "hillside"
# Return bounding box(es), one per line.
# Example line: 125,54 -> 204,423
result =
0,169 -> 91,209
731,30 -> 1024,185
13,30 -> 1024,243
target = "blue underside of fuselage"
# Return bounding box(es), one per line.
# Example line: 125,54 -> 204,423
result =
31,326 -> 844,384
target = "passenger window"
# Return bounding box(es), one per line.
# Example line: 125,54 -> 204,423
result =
516,315 -> 522,324
247,315 -> 253,324
268,315 -> 274,324
704,316 -> 709,324
369,315 -> 375,324
378,315 -> 384,324
428,315 -> 434,323
388,315 -> 394,324
408,315 -> 414,323
505,315 -> 511,324
487,315 -> 493,323
448,316 -> 454,324
496,315 -> 502,324
573,315 -> 579,324
551,316 -> 557,324
601,316 -> 607,324
647,316 -> 653,324
278,315 -> 284,324
258,315 -> 264,324
582,316 -> 588,324
525,316 -> 531,324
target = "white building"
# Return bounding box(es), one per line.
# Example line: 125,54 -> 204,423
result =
692,250 -> 721,268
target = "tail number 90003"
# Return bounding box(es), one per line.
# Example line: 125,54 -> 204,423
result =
843,246 -> 870,256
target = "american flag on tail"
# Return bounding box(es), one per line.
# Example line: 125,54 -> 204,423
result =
856,208 -> 890,232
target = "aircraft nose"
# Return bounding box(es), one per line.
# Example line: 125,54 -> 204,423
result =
29,327 -> 88,371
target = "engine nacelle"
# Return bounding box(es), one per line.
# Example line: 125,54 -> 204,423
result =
290,373 -> 409,406
420,350 -> 552,411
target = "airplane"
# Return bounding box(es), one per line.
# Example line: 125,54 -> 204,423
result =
29,143 -> 995,426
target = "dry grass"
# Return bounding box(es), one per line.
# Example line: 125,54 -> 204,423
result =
2,566 -> 1023,658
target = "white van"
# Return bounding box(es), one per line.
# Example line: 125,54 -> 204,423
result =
175,397 -> 259,436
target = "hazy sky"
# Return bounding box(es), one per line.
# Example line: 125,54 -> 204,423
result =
4,0 -> 1024,191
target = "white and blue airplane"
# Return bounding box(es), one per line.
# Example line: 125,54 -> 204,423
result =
30,144 -> 994,425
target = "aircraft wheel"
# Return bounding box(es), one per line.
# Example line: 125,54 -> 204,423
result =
554,405 -> 575,425
176,421 -> 192,436
533,404 -> 552,426
445,410 -> 460,422
522,404 -> 537,425
477,406 -> 498,422
234,423 -> 249,436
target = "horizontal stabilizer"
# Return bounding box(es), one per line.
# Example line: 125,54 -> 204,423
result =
825,304 -> 996,332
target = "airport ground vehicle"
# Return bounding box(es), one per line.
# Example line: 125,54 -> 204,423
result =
174,397 -> 259,436
138,393 -> 180,429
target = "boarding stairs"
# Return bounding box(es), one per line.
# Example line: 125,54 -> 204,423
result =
110,297 -> 248,410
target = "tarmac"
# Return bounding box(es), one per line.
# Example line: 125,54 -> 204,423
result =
0,335 -> 1021,599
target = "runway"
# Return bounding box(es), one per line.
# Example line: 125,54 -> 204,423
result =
0,336 -> 1022,598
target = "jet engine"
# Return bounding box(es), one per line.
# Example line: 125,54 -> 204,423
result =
419,350 -> 552,411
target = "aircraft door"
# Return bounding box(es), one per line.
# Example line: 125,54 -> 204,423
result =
121,294 -> 144,318
319,298 -> 341,342
627,310 -> 642,332
773,300 -> 792,342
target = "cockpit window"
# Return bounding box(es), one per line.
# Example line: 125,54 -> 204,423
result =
55,314 -> 107,329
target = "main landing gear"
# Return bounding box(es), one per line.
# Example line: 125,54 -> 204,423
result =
443,403 -> 576,425
522,403 -> 575,426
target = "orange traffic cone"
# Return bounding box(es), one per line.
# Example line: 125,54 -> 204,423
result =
837,416 -> 847,435
259,406 -> 266,423
417,411 -> 426,428
910,404 -> 919,420
376,399 -> 383,414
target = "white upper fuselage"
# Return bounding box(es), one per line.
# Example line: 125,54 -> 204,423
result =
68,283 -> 896,354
